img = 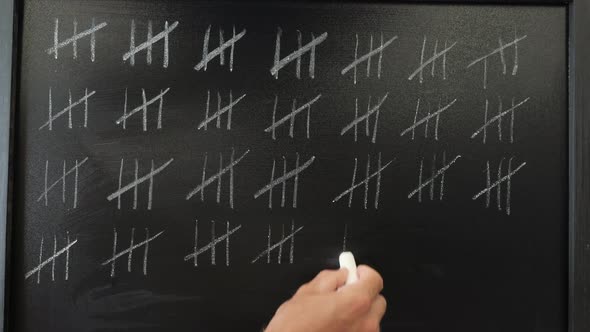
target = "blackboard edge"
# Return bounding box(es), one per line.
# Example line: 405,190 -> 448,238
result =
0,0 -> 18,330
570,0 -> 590,331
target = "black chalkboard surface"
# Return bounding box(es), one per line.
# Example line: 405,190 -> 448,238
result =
10,1 -> 568,331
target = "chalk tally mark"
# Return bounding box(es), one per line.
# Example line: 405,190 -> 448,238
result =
123,20 -> 179,68
342,224 -> 348,252
467,31 -> 527,89
270,28 -> 328,79
25,232 -> 77,283
332,153 -> 393,209
254,154 -> 315,208
184,220 -> 242,266
116,88 -> 170,131
408,37 -> 457,83
102,228 -> 164,277
107,158 -> 174,210
408,152 -> 461,202
37,158 -> 88,209
252,221 -> 303,264
341,33 -> 398,84
197,90 -> 246,131
265,94 -> 321,139
400,97 -> 457,140
194,25 -> 246,72
39,88 -> 95,130
341,93 -> 389,143
47,18 -> 107,61
472,158 -> 526,215
471,97 -> 530,143
185,149 -> 250,209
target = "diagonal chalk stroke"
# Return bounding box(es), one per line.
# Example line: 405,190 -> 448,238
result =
194,26 -> 246,71
400,98 -> 457,138
197,92 -> 246,130
186,150 -> 250,200
408,155 -> 461,199
341,35 -> 398,76
106,159 -> 173,202
251,225 -> 303,263
408,40 -> 457,81
341,93 -> 389,135
101,230 -> 164,265
264,94 -> 321,135
467,35 -> 527,68
116,88 -> 170,126
25,238 -> 78,280
37,158 -> 89,204
39,90 -> 96,130
270,29 -> 328,78
332,154 -> 393,207
184,222 -> 242,264
47,19 -> 108,59
472,161 -> 526,200
254,156 -> 315,199
123,21 -> 179,62
471,97 -> 530,141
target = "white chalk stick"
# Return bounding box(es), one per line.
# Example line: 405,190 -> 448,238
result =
339,251 -> 358,285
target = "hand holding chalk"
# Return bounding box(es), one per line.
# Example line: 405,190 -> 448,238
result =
265,257 -> 387,332
339,251 -> 359,285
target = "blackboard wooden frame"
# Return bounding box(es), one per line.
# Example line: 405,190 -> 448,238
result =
0,0 -> 587,331
0,0 -> 16,330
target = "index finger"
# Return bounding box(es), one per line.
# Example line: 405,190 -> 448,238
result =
307,269 -> 349,293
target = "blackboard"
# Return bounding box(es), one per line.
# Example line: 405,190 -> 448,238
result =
5,0 -> 575,331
